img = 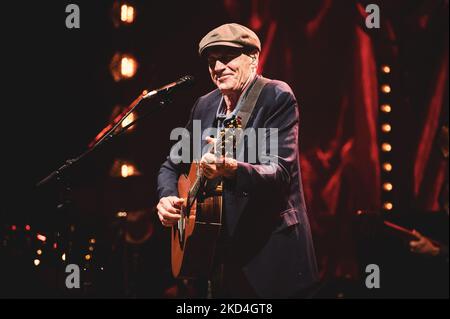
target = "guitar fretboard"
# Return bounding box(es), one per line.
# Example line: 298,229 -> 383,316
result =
186,119 -> 240,208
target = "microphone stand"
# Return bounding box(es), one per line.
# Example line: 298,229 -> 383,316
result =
37,74 -> 194,187
36,90 -> 173,188
34,88 -> 176,297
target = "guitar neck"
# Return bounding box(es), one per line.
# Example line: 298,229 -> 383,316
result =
187,122 -> 239,206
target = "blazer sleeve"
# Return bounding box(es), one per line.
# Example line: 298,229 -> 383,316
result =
234,83 -> 299,195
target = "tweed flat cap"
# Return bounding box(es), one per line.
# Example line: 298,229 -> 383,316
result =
198,23 -> 261,56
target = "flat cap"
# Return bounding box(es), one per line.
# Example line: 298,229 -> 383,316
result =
198,23 -> 261,56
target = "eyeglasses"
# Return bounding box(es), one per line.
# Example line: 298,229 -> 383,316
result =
207,53 -> 242,67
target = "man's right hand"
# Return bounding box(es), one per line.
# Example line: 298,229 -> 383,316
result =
157,196 -> 184,227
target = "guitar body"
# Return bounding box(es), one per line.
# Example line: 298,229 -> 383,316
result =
171,161 -> 223,279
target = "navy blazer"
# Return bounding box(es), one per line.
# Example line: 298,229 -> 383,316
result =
157,79 -> 318,298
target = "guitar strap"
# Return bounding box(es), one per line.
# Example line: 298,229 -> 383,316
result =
235,75 -> 270,130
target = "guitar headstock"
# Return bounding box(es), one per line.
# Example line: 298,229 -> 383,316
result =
214,116 -> 242,158
224,116 -> 242,129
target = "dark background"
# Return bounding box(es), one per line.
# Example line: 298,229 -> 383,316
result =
0,0 -> 448,298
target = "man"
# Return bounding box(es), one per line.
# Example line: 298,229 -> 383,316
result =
156,23 -> 318,298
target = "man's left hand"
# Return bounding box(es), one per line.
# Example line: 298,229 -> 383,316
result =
200,137 -> 238,179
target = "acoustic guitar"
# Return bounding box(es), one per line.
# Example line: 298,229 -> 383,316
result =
172,117 -> 241,278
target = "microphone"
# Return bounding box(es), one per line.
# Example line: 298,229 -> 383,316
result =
143,75 -> 194,99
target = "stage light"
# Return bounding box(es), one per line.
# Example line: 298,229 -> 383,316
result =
383,183 -> 393,191
380,104 -> 391,113
11,225 -> 17,231
381,85 -> 391,93
112,1 -> 136,27
88,246 -> 94,252
62,253 -> 66,261
383,202 -> 393,210
110,53 -> 138,81
383,163 -> 393,172
110,159 -> 141,178
117,211 -> 128,218
53,243 -> 58,249
37,234 -> 47,242
121,56 -> 137,78
85,254 -> 91,261
121,163 -> 135,178
381,65 -> 391,74
34,259 -> 40,266
121,112 -> 136,129
89,238 -> 96,244
121,4 -> 135,23
36,249 -> 42,256
381,143 -> 392,152
25,225 -> 31,231
381,124 -> 391,133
